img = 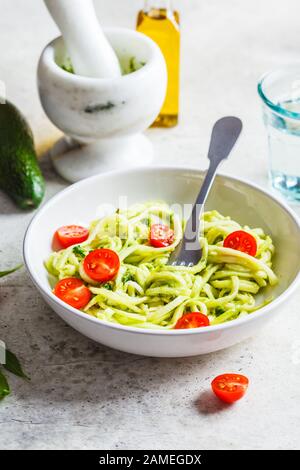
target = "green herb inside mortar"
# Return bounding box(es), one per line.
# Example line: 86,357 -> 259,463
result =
60,55 -> 145,75
126,56 -> 146,74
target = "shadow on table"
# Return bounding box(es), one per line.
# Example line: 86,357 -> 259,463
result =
0,189 -> 25,215
4,271 -> 247,419
194,390 -> 231,415
38,145 -> 68,185
8,296 -> 220,408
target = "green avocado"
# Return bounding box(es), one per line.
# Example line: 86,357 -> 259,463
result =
0,100 -> 45,209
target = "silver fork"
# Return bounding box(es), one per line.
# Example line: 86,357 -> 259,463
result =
169,116 -> 243,267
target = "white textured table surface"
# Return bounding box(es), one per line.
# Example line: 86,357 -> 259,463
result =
0,0 -> 300,450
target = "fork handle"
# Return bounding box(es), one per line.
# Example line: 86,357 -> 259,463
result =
183,117 -> 243,245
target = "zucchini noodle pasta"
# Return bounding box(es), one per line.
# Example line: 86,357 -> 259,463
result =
45,201 -> 278,329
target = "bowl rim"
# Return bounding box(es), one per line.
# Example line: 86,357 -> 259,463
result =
23,166 -> 300,336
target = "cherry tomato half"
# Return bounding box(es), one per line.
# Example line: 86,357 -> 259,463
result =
150,224 -> 175,248
83,248 -> 120,283
223,230 -> 257,257
54,278 -> 91,309
211,373 -> 249,404
175,312 -> 210,329
55,225 -> 89,249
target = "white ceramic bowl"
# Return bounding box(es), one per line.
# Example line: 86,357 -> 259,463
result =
23,168 -> 300,357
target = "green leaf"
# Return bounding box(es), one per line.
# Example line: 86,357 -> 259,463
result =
103,282 -> 113,291
0,370 -> 10,400
3,350 -> 30,380
122,272 -> 133,283
215,307 -> 226,317
0,264 -> 23,278
72,246 -> 86,259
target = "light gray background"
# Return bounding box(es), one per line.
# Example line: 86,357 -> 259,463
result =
0,0 -> 299,450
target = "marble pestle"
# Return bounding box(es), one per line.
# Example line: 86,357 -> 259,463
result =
44,0 -> 122,78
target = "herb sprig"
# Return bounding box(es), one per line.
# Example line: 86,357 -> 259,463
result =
0,264 -> 23,278
0,265 -> 29,401
72,245 -> 86,259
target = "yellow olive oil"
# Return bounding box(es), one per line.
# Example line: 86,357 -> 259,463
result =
137,1 -> 180,127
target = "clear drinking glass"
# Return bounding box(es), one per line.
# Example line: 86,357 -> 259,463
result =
258,67 -> 300,202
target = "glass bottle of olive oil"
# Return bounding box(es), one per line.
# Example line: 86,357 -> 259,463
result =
137,1 -> 180,127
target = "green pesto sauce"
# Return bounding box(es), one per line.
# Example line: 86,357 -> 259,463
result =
60,56 -> 145,76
